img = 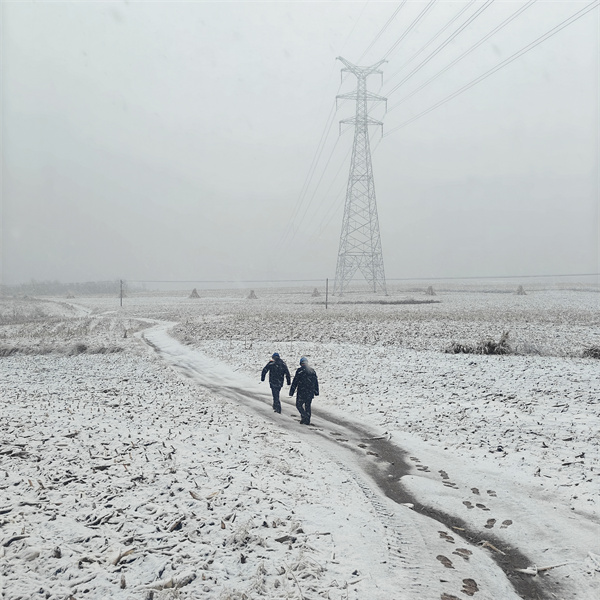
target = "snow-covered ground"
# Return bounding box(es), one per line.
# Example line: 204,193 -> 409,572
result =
1,338 -> 402,599
1,288 -> 599,599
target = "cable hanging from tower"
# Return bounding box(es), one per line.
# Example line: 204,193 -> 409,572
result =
386,0 -> 538,113
383,0 -> 600,136
382,0 -> 439,60
357,2 -> 408,63
280,1 -> 424,247
384,0 -> 478,85
384,0 -> 496,98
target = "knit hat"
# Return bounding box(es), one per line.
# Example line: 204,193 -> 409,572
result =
300,357 -> 308,365
272,353 -> 280,359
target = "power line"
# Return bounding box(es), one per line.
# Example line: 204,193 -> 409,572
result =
340,0 -> 371,53
309,103 -> 385,239
385,0 -> 477,85
123,272 -> 600,284
289,136 -> 341,242
387,0 -> 538,113
288,103 -> 383,244
384,0 -> 600,136
281,1 -> 438,246
126,279 -> 328,284
314,146 -> 353,234
315,126 -> 381,237
286,101 -> 384,245
358,2 -> 407,63
382,0 -> 439,60
315,128 -> 383,239
279,100 -> 338,247
279,2 -> 377,248
387,272 -> 600,281
384,0 -> 496,98
284,0 -> 475,247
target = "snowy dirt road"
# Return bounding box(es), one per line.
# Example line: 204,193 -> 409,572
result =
142,321 -> 597,600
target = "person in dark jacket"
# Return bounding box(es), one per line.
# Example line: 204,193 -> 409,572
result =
261,353 -> 291,414
289,357 -> 319,425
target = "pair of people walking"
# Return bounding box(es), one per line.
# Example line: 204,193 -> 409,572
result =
261,353 -> 319,425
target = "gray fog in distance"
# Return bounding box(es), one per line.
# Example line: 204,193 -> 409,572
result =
2,1 -> 598,285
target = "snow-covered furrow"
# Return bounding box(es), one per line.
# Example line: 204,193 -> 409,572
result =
3,293 -> 599,600
0,351 -> 402,599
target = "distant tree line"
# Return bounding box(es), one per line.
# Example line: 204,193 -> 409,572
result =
1,280 -> 123,297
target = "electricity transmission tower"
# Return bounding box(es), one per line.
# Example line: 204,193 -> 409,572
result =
333,57 -> 388,296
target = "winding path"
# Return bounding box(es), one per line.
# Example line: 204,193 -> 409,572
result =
141,320 -> 552,600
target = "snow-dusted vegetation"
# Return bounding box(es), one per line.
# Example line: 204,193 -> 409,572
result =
1,287 -> 599,599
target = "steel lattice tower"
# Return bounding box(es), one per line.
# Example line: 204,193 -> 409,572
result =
334,57 -> 387,296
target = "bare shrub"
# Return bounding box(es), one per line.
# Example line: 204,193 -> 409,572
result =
69,343 -> 88,355
583,346 -> 600,359
446,331 -> 512,355
0,344 -> 123,358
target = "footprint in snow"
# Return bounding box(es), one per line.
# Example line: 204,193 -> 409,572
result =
409,456 -> 420,462
475,503 -> 490,511
357,443 -> 367,449
462,578 -> 479,597
487,490 -> 497,497
416,465 -> 430,472
441,594 -> 460,600
439,470 -> 449,480
463,501 -> 475,509
438,531 -> 455,544
436,555 -> 454,569
452,548 -> 472,561
500,519 -> 513,529
471,487 -> 480,495
484,518 -> 496,529
443,481 -> 459,489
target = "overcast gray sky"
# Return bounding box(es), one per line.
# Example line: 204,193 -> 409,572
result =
2,0 -> 598,285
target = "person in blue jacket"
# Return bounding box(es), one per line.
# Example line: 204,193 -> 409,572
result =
261,353 -> 291,414
289,357 -> 319,425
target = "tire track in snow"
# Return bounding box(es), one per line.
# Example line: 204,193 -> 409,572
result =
142,321 -> 552,600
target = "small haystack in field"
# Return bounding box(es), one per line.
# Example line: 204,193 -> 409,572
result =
247,290 -> 258,300
425,286 -> 436,296
189,288 -> 200,299
516,285 -> 526,296
312,288 -> 321,297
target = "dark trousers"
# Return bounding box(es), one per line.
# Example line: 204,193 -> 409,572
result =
271,385 -> 282,413
296,397 -> 313,424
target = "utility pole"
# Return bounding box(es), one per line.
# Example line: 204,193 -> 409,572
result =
334,57 -> 388,296
120,279 -> 123,307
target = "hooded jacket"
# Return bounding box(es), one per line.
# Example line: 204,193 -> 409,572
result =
261,357 -> 291,388
289,365 -> 319,401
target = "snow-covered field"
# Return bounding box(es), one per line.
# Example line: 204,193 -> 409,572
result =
1,287 -> 599,600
